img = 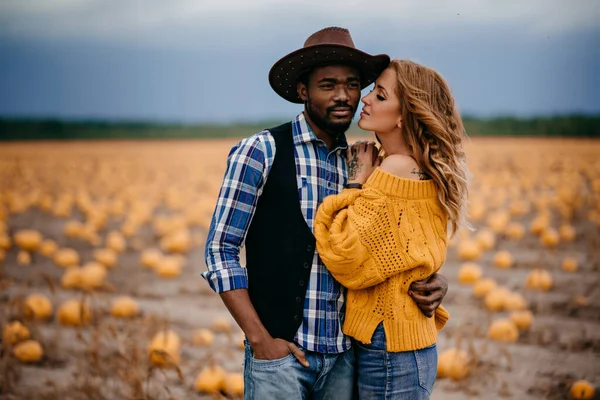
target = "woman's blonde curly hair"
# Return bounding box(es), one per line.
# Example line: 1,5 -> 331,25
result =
388,59 -> 471,235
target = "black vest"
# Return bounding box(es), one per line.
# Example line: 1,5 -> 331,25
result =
245,122 -> 316,341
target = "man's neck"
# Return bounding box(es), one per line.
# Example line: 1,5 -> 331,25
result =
303,112 -> 341,151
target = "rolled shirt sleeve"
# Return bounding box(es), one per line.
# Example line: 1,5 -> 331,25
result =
202,131 -> 274,293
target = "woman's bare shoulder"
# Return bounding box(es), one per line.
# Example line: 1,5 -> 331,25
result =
380,155 -> 424,181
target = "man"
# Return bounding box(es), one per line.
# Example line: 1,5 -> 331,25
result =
202,27 -> 449,399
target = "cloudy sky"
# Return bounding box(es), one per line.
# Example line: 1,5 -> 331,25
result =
1,0 -> 599,123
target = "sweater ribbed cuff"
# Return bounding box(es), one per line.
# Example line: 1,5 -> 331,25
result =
365,168 -> 437,199
434,305 -> 450,331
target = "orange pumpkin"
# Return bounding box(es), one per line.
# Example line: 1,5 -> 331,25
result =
487,318 -> 519,342
14,229 -> 43,251
457,240 -> 481,261
437,348 -> 470,380
148,330 -> 181,366
559,224 -> 576,242
493,251 -> 514,269
3,321 -> 30,345
569,380 -> 595,399
526,269 -> 553,291
458,263 -> 482,285
57,299 -> 92,326
224,372 -> 244,396
505,222 -> 526,240
540,228 -> 560,247
561,258 -> 578,272
472,278 -> 497,298
193,329 -> 215,347
509,310 -> 533,330
23,293 -> 53,320
13,340 -> 43,362
194,365 -> 227,393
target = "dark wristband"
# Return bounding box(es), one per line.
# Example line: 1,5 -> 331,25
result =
344,183 -> 363,189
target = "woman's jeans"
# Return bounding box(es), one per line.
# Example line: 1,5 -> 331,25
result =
354,323 -> 438,399
243,340 -> 355,400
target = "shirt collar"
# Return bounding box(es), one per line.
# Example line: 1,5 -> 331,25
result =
292,112 -> 349,151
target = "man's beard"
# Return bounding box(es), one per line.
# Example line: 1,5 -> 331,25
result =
305,97 -> 355,140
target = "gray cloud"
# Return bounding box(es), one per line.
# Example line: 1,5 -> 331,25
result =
1,0 -> 599,47
0,0 -> 598,122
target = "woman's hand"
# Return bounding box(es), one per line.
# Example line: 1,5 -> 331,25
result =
346,141 -> 381,185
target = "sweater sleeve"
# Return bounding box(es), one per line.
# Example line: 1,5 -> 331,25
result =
434,305 -> 450,331
315,188 -> 388,290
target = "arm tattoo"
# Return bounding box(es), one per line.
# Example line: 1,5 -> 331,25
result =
411,168 -> 428,180
347,152 -> 363,181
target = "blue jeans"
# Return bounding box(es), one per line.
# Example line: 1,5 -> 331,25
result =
243,340 -> 355,400
354,324 -> 438,399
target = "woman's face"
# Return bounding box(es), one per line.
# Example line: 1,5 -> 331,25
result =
358,66 -> 402,134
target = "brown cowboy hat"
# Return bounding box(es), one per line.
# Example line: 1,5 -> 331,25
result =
269,27 -> 390,104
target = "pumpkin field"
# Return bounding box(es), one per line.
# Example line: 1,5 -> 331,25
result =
0,137 -> 599,400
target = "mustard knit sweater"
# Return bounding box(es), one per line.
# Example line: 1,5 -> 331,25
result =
315,168 -> 450,352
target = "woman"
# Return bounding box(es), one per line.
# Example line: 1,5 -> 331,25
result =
314,59 -> 470,399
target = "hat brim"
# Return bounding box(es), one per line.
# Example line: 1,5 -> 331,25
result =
269,44 -> 391,104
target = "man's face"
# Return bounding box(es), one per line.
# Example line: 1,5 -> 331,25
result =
297,65 -> 361,139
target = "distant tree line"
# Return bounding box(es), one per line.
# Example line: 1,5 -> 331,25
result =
461,115 -> 600,137
1,115 -> 599,140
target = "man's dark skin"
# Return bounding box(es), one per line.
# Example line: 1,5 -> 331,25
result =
219,63 -> 448,368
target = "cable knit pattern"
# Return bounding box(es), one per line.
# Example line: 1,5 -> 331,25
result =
315,167 -> 450,352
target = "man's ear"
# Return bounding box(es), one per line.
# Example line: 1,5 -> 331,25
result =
297,81 -> 308,102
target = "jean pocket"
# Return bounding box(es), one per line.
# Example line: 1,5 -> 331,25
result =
353,324 -> 387,353
414,343 -> 438,395
354,339 -> 385,353
251,352 -> 296,371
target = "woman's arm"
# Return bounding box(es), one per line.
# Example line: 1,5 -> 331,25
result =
316,187 -> 448,293
315,188 -> 389,290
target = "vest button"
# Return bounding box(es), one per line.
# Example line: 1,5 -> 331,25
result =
296,296 -> 301,303
306,244 -> 313,252
299,280 -> 305,286
303,262 -> 310,269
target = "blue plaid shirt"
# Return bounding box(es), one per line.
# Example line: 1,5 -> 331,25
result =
203,112 -> 351,354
